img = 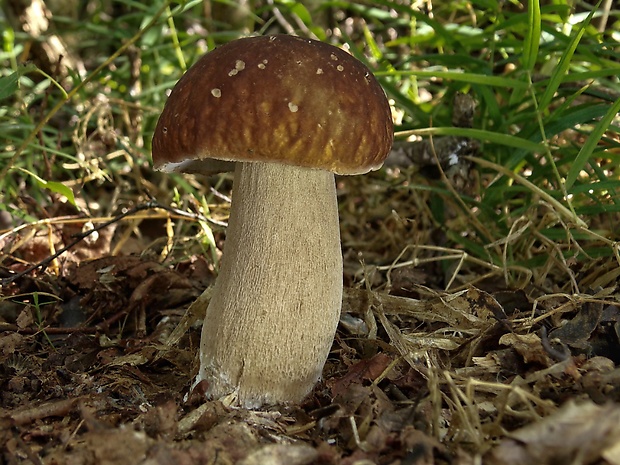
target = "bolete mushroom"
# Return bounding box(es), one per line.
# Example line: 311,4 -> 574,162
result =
152,35 -> 393,408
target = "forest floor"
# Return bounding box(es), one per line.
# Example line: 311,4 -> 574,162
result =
2,168 -> 620,465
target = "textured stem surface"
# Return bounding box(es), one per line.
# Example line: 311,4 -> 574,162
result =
197,161 -> 342,407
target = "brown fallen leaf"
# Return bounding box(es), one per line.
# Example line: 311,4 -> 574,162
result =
484,400 -> 620,465
328,352 -> 394,398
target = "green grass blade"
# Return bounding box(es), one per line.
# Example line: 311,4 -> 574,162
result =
467,156 -> 588,228
538,1 -> 600,112
398,127 -> 547,153
565,97 -> 620,191
14,167 -> 76,206
522,0 -> 541,72
376,70 -> 528,89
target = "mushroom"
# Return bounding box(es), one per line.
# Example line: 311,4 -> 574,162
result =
152,35 -> 393,408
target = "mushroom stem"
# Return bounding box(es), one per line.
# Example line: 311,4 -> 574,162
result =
197,161 -> 343,408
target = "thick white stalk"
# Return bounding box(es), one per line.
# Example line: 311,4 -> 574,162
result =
197,161 -> 343,408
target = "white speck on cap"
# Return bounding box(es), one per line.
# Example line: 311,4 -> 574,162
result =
228,60 -> 246,76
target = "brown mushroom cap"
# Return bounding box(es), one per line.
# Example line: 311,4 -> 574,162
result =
152,35 -> 393,175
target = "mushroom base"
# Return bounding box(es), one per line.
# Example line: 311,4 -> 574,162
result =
196,161 -> 343,408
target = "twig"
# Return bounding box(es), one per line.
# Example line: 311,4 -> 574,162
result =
266,0 -> 296,34
539,326 -> 571,362
6,397 -> 82,426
